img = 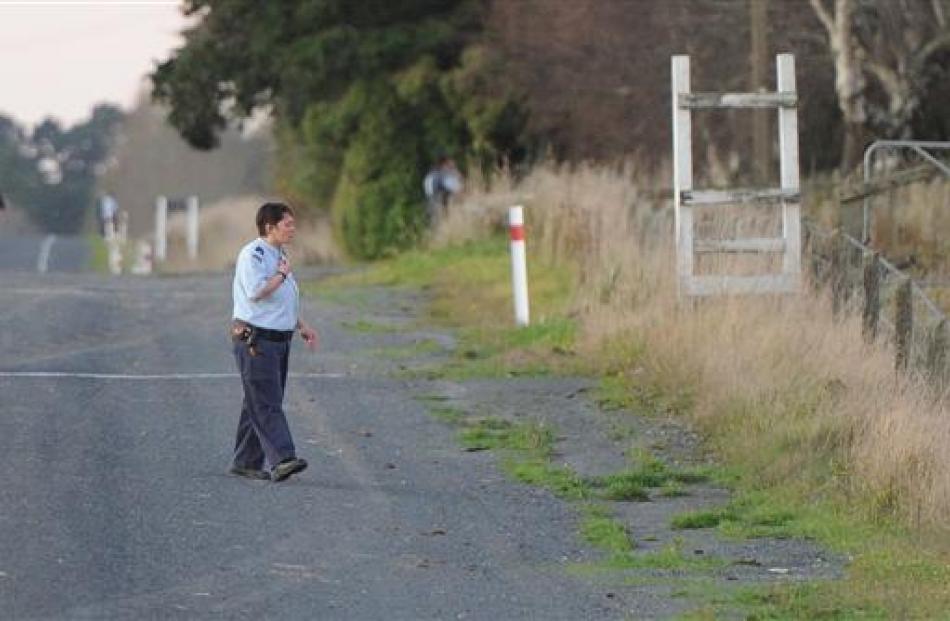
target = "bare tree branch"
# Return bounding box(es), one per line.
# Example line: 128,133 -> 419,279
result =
912,32 -> 950,71
809,0 -> 835,35
931,0 -> 947,29
865,58 -> 900,98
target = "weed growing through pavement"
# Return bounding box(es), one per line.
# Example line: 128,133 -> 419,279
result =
423,400 -> 730,585
579,503 -> 634,557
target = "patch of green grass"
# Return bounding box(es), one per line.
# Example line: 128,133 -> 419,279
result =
580,503 -> 634,556
671,509 -> 730,530
457,417 -> 517,451
678,581 -> 891,620
87,235 -> 109,273
595,473 -> 651,501
587,452 -> 710,502
502,457 -> 589,500
482,318 -> 577,352
416,318 -> 580,380
573,539 -> 726,574
320,236 -> 579,380
451,416 -> 557,460
595,374 -> 640,412
663,486 -> 950,617
659,482 -> 689,498
606,540 -> 725,572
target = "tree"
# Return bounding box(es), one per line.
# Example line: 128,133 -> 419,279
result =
152,0 -> 530,258
0,106 -> 123,233
809,0 -> 950,172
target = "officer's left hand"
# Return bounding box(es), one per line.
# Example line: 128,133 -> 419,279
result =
300,325 -> 319,351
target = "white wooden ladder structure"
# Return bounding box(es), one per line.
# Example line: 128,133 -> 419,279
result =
671,54 -> 801,296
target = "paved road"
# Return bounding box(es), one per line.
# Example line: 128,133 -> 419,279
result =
0,235 -> 90,273
0,271 -> 627,620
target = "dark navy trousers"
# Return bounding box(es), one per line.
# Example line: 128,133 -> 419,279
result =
232,338 -> 297,470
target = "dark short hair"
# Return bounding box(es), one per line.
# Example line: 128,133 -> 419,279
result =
256,202 -> 294,236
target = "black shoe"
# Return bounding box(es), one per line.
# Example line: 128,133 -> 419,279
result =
272,457 -> 308,482
229,466 -> 271,480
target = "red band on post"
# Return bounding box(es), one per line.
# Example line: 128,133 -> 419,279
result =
510,224 -> 525,241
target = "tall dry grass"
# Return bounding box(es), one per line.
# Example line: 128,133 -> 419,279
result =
440,161 -> 950,531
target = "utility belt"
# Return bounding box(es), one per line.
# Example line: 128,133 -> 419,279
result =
231,320 -> 294,356
255,327 -> 294,342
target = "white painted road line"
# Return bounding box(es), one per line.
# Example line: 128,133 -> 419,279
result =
37,235 -> 56,273
0,371 -> 347,380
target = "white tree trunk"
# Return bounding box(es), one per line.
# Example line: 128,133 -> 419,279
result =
809,0 -> 868,171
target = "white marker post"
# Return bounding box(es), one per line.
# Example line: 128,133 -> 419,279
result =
154,196 -> 167,262
186,195 -> 199,260
508,205 -> 530,326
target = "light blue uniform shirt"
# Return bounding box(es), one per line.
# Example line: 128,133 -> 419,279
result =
232,238 -> 299,331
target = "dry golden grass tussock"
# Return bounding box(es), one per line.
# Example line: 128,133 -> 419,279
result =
162,195 -> 340,272
872,178 -> 950,275
430,168 -> 516,248
452,160 -> 950,530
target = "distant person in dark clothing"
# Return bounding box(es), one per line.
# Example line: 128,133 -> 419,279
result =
0,193 -> 6,209
423,155 -> 463,228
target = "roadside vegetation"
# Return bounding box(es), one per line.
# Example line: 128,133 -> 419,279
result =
310,161 -> 950,618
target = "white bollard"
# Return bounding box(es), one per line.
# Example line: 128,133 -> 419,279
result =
186,195 -> 199,260
117,210 -> 128,243
131,240 -> 153,275
106,237 -> 122,275
155,196 -> 167,262
508,205 -> 530,327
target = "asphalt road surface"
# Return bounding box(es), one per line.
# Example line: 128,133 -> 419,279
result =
0,235 -> 90,274
0,269 -> 630,620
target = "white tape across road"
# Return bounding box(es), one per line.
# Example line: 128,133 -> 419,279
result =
0,372 -> 346,380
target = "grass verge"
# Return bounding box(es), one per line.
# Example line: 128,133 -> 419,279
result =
303,235 -> 950,618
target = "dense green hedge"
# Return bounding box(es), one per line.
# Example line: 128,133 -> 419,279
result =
153,0 -> 530,259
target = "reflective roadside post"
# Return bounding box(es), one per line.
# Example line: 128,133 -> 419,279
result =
509,205 -> 530,327
186,195 -> 199,260
155,196 -> 167,262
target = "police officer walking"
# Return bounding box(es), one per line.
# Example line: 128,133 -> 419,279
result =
230,202 -> 318,482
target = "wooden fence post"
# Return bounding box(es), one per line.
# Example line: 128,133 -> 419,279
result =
803,225 -> 820,292
862,251 -> 880,342
926,319 -> 948,384
831,228 -> 846,316
895,277 -> 913,371
809,252 -> 823,292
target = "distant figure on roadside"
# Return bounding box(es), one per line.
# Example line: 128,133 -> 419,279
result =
98,194 -> 118,238
0,193 -> 6,209
229,201 -> 318,483
423,155 -> 463,229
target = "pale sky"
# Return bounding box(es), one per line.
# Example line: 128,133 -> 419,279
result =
0,1 -> 191,128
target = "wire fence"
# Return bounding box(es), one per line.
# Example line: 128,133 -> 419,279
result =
803,219 -> 949,382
